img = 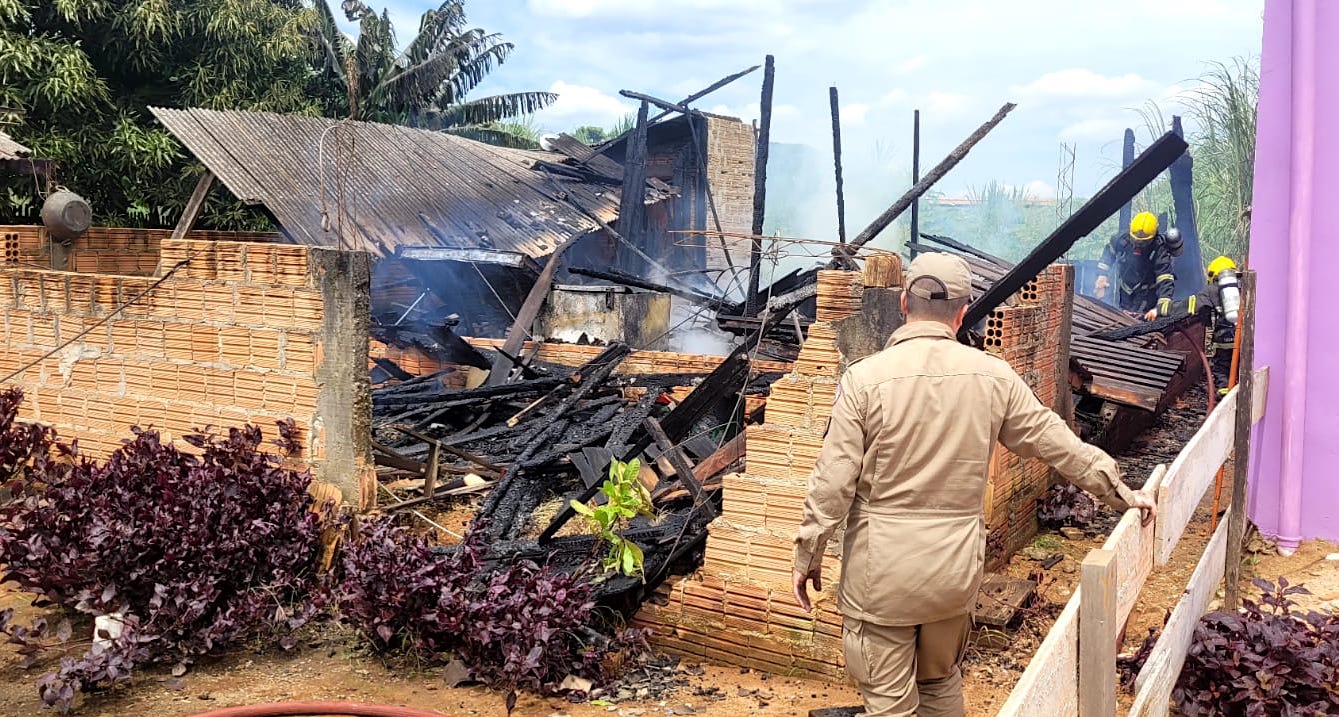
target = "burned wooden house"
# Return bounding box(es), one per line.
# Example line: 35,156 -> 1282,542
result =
150,106 -> 760,352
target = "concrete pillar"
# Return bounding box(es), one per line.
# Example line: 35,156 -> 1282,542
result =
309,247 -> 376,511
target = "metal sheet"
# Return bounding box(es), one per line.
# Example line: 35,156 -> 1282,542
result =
150,107 -> 672,259
0,130 -> 30,161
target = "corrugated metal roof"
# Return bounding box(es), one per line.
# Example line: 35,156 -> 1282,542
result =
0,130 -> 30,161
150,107 -> 662,259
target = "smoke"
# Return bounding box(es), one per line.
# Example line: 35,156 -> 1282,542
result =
659,299 -> 736,357
763,139 -> 915,274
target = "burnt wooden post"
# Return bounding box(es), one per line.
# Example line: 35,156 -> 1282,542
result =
1169,115 -> 1205,297
909,109 -> 921,259
745,55 -> 775,316
830,86 -> 847,246
1119,129 -> 1136,235
1112,128 -> 1137,307
617,100 -> 651,274
1224,270 -> 1257,611
172,171 -> 215,240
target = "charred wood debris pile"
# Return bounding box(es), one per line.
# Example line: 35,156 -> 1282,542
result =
370,307 -> 801,606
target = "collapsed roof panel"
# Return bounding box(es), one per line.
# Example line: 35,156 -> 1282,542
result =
150,107 -> 673,259
0,130 -> 31,161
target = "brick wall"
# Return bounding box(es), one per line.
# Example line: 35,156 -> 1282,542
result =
633,271 -> 861,680
1,225 -> 279,274
0,238 -> 374,509
981,265 -> 1073,565
703,116 -> 755,276
636,264 -> 1075,680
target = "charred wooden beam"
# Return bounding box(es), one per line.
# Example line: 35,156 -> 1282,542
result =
745,55 -> 775,317
486,232 -> 583,386
909,109 -> 921,258
646,64 -> 761,125
371,356 -> 413,382
643,416 -> 717,518
171,171 -> 215,241
375,375 -> 563,408
831,86 -> 848,246
831,102 -> 1017,268
616,100 -> 651,266
568,266 -> 723,307
958,131 -> 1190,340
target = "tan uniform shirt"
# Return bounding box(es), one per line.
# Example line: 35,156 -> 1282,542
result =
794,321 -> 1137,627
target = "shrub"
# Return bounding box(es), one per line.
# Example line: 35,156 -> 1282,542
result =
0,388 -> 325,713
334,517 -> 647,696
1038,483 -> 1098,529
1175,577 -> 1339,716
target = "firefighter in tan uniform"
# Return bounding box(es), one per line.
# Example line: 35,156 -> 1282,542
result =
792,253 -> 1156,717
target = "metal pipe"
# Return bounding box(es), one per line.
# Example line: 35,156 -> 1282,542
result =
1276,0 -> 1317,556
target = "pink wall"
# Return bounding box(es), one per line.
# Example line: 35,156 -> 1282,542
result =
1247,0 -> 1339,548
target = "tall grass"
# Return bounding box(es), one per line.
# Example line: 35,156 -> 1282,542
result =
1186,58 -> 1258,261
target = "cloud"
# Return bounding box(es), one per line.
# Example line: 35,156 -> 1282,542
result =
877,89 -> 910,106
1021,179 -> 1057,200
1013,69 -> 1159,99
534,81 -> 636,131
843,103 -> 870,125
926,92 -> 969,115
895,54 -> 928,75
1060,117 -> 1131,142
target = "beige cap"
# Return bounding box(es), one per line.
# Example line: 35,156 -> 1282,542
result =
905,252 -> 973,301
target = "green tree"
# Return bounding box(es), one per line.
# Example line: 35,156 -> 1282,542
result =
312,0 -> 555,148
0,0 -> 332,228
571,125 -> 608,145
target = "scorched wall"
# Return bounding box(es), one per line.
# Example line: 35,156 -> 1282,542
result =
0,236 -> 375,509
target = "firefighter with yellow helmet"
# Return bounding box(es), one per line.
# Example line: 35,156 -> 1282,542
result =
1093,211 -> 1183,319
1171,256 -> 1242,394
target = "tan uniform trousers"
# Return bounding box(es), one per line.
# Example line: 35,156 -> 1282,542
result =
842,613 -> 972,717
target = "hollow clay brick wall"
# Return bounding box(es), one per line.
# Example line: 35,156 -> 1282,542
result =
635,265 -> 1074,680
0,238 -> 374,509
703,116 -> 755,275
981,266 -> 1073,565
1,225 -> 279,275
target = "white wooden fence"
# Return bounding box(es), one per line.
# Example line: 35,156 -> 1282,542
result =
995,367 -> 1270,717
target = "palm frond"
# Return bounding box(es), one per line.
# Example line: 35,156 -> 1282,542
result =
432,92 -> 556,126
442,124 -> 541,149
402,0 -> 466,63
447,33 -> 514,100
311,0 -> 351,84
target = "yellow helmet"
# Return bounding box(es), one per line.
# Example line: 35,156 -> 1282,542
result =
1130,211 -> 1159,241
1207,255 -> 1237,280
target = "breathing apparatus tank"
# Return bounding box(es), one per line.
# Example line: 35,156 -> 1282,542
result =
1216,266 -> 1241,325
1164,227 -> 1184,257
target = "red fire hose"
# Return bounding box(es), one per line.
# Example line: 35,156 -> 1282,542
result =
189,702 -> 455,717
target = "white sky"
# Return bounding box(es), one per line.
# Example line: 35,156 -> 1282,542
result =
364,0 -> 1265,197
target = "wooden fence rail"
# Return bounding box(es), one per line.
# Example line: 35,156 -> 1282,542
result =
995,366 -> 1269,717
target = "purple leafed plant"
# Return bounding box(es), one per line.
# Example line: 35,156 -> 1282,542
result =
0,387 -> 324,713
1037,483 -> 1098,529
1175,577 -> 1339,716
334,517 -> 648,697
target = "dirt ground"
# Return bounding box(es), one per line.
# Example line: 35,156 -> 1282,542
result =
3,403 -> 1337,715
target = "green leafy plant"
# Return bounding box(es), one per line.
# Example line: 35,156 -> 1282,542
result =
570,458 -> 655,580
